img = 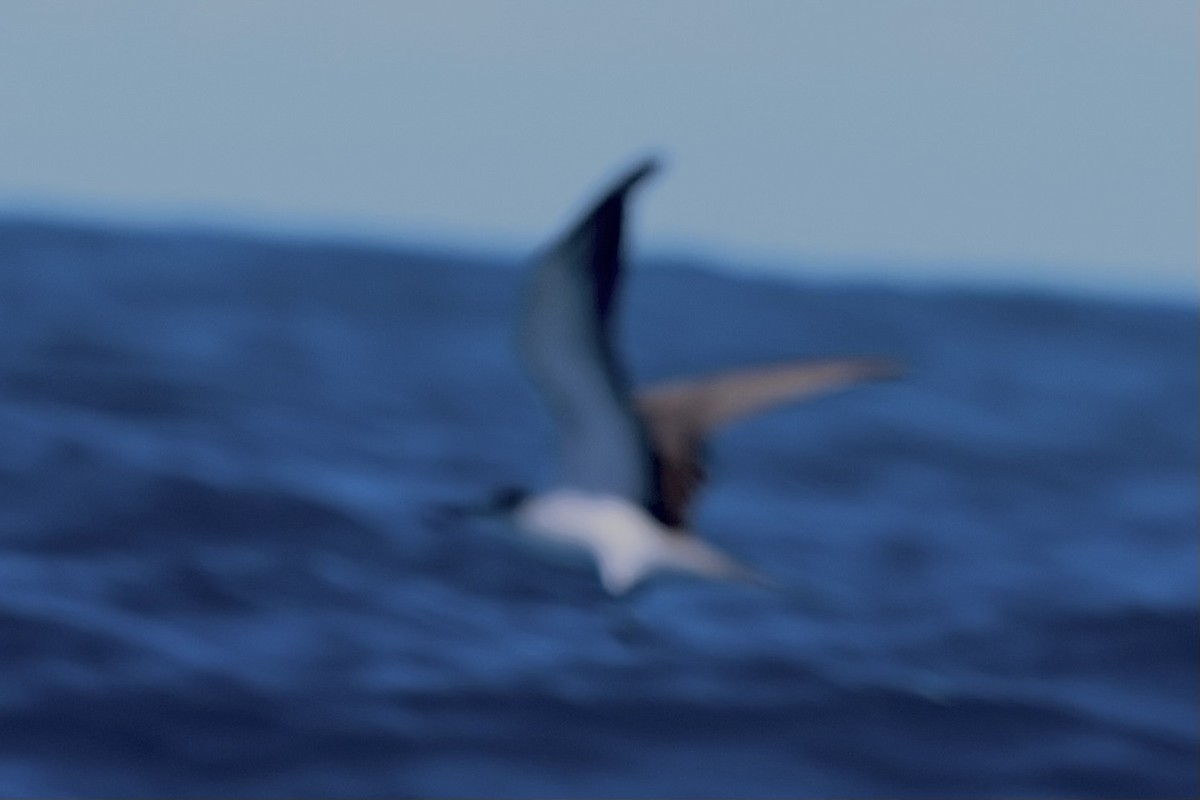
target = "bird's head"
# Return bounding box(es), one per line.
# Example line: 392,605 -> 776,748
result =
486,485 -> 530,513
425,485 -> 530,527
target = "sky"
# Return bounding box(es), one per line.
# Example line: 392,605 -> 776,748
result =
0,1 -> 1195,299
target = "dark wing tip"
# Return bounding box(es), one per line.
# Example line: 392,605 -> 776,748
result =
590,154 -> 667,211
553,154 -> 663,249
610,155 -> 662,197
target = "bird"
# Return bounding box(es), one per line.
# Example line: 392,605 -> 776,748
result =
447,157 -> 900,595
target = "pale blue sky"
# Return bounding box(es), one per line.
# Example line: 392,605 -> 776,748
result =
0,1 -> 1195,298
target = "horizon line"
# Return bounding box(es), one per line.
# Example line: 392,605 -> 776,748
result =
1,196 -> 1195,308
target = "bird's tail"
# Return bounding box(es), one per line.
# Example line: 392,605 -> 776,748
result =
660,535 -> 775,589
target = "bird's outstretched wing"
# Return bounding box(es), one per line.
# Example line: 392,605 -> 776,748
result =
635,357 -> 903,528
517,158 -> 662,506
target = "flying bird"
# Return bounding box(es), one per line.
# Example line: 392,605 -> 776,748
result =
451,158 -> 899,594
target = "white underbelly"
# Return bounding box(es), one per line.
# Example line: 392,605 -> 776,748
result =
513,490 -> 668,593
509,489 -> 752,594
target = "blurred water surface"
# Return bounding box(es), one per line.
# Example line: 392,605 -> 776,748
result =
0,219 -> 1196,797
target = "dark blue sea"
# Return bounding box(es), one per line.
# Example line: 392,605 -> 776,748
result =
0,218 -> 1196,798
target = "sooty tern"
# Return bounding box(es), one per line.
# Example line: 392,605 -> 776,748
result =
452,157 -> 899,594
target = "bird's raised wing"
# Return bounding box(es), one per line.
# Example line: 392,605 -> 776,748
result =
635,357 -> 903,528
517,158 -> 662,506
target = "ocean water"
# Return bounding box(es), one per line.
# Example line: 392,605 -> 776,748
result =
0,218 -> 1196,798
